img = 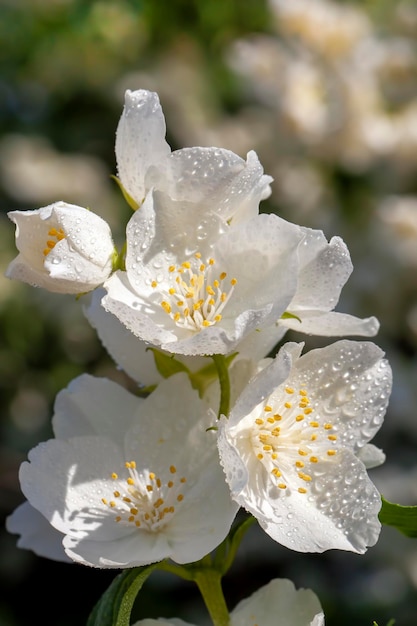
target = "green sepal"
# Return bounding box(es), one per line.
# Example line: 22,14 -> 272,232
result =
135,384 -> 157,398
280,311 -> 302,323
147,349 -> 237,400
379,496 -> 417,537
147,347 -> 192,379
111,175 -> 141,210
373,620 -> 396,626
86,563 -> 158,626
111,244 -> 126,272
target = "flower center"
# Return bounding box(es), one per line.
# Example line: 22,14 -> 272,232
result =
155,253 -> 237,332
252,386 -> 338,495
43,227 -> 65,256
101,461 -> 187,531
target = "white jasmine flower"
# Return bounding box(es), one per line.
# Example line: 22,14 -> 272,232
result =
218,340 -> 392,553
132,578 -> 324,626
14,373 -> 238,568
6,201 -> 115,294
271,0 -> 370,58
115,89 -> 272,224
102,193 -> 303,356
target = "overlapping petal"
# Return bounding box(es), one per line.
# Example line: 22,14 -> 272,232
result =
219,229 -> 380,363
116,89 -> 272,223
279,230 -> 379,337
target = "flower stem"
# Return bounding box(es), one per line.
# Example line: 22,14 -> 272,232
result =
211,354 -> 231,419
194,569 -> 230,626
157,560 -> 230,626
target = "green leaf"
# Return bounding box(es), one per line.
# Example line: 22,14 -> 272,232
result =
379,496 -> 417,537
87,564 -> 157,626
147,347 -> 191,379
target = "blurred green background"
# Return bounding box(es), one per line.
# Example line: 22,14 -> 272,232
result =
1,0 -> 417,624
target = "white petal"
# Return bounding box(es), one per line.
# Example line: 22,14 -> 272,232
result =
292,233 -> 352,311
212,214 -> 302,320
52,373 -> 141,443
115,89 -> 171,203
125,189 -> 226,278
7,206 -> 55,271
228,342 -> 296,423
63,528 -> 171,568
6,502 -> 70,563
236,323 -> 287,362
231,578 -> 324,626
52,201 -> 114,267
6,255 -> 66,292
19,436 -> 127,540
294,340 -> 391,451
280,311 -> 380,337
357,443 -> 386,469
103,270 -> 179,346
218,422 -> 249,495
240,449 -> 381,553
147,147 -> 272,224
44,237 -> 112,288
83,289 -> 162,386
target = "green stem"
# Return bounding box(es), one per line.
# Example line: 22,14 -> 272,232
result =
157,560 -> 230,626
212,354 -> 231,419
194,569 -> 230,626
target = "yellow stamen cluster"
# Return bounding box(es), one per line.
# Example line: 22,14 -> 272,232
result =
101,461 -> 186,530
43,227 -> 65,256
155,253 -> 237,331
253,385 -> 338,495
